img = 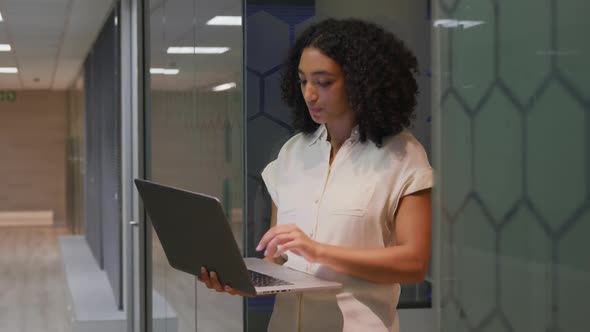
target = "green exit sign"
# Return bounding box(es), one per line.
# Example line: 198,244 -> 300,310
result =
0,91 -> 16,102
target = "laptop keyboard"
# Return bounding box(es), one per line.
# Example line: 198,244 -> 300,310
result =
248,270 -> 293,287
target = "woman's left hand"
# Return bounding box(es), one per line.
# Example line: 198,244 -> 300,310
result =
256,224 -> 322,263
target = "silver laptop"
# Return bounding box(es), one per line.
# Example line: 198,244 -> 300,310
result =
134,179 -> 341,296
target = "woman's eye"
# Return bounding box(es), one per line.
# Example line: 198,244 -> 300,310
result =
297,78 -> 331,87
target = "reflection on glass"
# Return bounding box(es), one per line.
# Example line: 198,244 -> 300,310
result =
66,75 -> 86,235
148,0 -> 243,331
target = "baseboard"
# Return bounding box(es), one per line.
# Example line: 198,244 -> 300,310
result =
0,211 -> 54,227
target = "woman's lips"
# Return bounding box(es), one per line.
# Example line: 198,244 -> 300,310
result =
309,107 -> 322,114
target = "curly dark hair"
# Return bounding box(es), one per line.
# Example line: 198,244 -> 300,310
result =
281,18 -> 419,147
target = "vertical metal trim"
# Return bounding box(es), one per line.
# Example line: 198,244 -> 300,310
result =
431,1 -> 443,330
120,0 -> 147,330
136,0 -> 150,331
242,0 -> 249,331
120,0 -> 134,329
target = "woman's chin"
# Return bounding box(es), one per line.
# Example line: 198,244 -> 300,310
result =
309,113 -> 327,124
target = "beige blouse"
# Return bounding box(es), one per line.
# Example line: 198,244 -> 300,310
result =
262,124 -> 433,332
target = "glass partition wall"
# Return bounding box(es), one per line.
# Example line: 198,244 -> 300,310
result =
144,0 -> 434,331
433,0 -> 590,331
146,0 -> 244,331
142,0 -> 588,331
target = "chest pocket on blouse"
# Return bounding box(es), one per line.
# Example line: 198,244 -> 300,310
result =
327,179 -> 376,217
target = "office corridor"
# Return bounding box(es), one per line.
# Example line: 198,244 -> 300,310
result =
0,227 -> 69,332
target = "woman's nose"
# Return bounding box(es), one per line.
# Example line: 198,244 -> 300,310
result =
303,84 -> 317,102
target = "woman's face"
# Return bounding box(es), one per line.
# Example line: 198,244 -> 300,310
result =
298,47 -> 353,125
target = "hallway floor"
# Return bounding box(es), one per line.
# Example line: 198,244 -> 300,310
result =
0,226 -> 243,332
0,226 -> 69,332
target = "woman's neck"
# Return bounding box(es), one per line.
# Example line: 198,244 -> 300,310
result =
326,117 -> 357,154
327,126 -> 350,148
326,117 -> 356,146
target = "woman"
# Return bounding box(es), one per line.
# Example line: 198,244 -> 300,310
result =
200,18 -> 432,332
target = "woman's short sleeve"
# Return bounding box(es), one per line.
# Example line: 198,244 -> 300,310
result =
387,135 -> 434,221
262,160 -> 279,206
401,167 -> 433,197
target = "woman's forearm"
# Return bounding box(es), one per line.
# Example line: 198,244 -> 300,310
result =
315,244 -> 429,284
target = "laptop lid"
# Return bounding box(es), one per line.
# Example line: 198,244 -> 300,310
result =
134,179 -> 256,295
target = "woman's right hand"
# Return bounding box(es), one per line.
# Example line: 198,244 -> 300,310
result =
197,267 -> 254,297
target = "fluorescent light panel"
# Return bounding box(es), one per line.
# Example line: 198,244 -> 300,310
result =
212,82 -> 236,92
167,46 -> 230,54
0,44 -> 11,51
0,67 -> 18,74
0,11 -> 3,22
433,19 -> 485,29
150,68 -> 179,75
207,16 -> 242,26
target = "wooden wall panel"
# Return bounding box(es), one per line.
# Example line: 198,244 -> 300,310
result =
0,91 -> 67,225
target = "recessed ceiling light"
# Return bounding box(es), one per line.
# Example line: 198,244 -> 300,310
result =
433,19 -> 485,29
0,11 -> 3,22
207,16 -> 241,26
212,82 -> 236,92
167,47 -> 230,54
0,67 -> 18,74
0,44 -> 11,51
150,68 -> 179,75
